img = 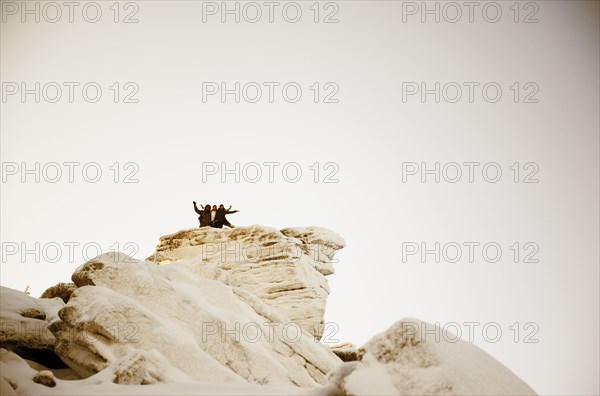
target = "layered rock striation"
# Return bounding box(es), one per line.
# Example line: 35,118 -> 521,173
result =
147,225 -> 346,340
48,250 -> 342,386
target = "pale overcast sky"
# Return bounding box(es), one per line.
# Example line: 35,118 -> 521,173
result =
1,1 -> 599,394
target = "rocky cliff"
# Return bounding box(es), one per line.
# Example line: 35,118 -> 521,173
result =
0,225 -> 537,395
147,225 -> 346,340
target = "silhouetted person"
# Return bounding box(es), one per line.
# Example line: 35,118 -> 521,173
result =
213,204 -> 238,228
193,201 -> 212,227
210,205 -> 218,226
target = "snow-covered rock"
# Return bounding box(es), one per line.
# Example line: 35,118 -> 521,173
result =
319,319 -> 537,395
329,343 -> 359,362
1,348 -> 300,395
0,225 -> 539,395
40,283 -> 77,303
0,287 -> 65,368
48,252 -> 342,386
148,226 -> 345,340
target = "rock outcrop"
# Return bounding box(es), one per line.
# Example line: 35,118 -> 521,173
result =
147,225 -> 345,340
0,225 -> 538,395
329,343 -> 359,362
0,347 -> 300,395
320,319 -> 537,395
0,287 -> 65,368
40,283 -> 77,304
48,251 -> 342,386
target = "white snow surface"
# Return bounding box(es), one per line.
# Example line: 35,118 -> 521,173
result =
0,286 -> 63,324
0,348 -> 301,395
0,286 -> 64,362
319,319 -> 537,396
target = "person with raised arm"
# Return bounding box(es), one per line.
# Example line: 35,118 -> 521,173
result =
212,204 -> 238,228
193,201 -> 212,227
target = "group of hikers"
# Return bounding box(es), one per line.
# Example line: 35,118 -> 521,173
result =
193,201 -> 238,228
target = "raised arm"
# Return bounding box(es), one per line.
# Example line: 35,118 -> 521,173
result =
226,209 -> 239,215
193,201 -> 202,215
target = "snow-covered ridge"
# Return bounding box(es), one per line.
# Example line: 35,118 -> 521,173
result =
1,225 -> 537,395
322,319 -> 537,395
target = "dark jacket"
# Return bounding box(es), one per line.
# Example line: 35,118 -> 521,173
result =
193,202 -> 212,227
213,206 -> 238,228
